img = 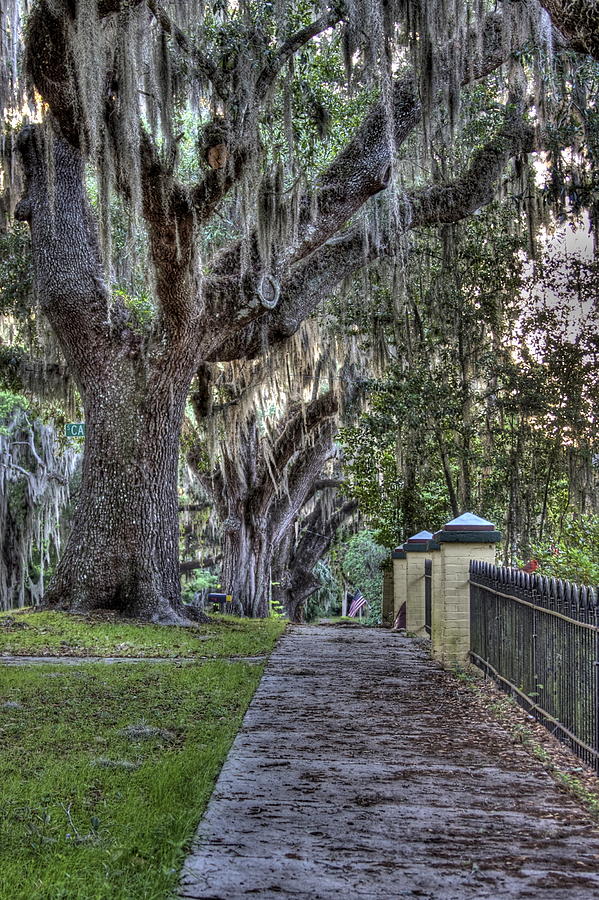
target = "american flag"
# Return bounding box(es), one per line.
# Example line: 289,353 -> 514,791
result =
348,589 -> 367,617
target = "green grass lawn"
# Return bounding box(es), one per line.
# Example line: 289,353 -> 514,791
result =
0,609 -> 286,658
0,616 -> 287,899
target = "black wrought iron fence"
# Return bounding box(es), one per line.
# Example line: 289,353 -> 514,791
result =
470,560 -> 599,771
424,558 -> 432,636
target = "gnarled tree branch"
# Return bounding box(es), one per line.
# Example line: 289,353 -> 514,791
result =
538,0 -> 599,60
205,103 -> 534,362
255,7 -> 346,96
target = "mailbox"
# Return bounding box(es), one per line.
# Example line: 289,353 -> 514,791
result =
207,593 -> 233,610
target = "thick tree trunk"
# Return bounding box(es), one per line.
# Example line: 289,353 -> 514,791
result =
272,534 -> 318,623
16,125 -> 205,623
273,496 -> 358,622
44,363 -> 197,622
275,575 -> 319,623
220,516 -> 272,618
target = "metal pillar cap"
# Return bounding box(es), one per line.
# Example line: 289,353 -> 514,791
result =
442,512 -> 495,531
406,530 -> 434,542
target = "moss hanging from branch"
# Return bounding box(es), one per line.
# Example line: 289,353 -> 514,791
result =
0,0 -> 24,119
0,404 -> 81,610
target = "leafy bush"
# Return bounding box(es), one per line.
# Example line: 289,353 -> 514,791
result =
526,516 -> 599,587
305,560 -> 341,622
334,530 -> 388,624
181,569 -> 220,603
0,389 -> 28,430
0,224 -> 33,318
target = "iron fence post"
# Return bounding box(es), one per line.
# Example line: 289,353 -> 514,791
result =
595,592 -> 599,773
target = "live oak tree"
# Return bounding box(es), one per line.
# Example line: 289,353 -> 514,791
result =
273,491 -> 358,622
186,333 -> 357,617
0,393 -> 80,609
1,0 -> 595,621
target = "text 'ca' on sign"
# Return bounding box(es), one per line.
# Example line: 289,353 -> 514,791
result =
65,423 -> 86,438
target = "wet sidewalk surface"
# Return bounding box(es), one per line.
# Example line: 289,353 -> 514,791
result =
179,625 -> 599,899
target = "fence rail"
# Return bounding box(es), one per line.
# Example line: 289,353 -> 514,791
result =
470,560 -> 599,771
424,559 -> 432,636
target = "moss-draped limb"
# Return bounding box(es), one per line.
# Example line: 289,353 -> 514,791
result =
205,105 -> 534,362
539,0 -> 599,60
0,346 -> 73,402
275,495 -> 358,621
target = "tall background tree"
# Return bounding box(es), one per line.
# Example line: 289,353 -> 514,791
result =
338,215 -> 599,564
185,324 -> 360,617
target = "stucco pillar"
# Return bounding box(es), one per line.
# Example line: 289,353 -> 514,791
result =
433,513 -> 502,667
382,566 -> 394,627
404,530 -> 433,636
426,537 -> 442,646
391,547 -> 407,629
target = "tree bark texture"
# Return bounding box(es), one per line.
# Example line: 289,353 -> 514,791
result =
539,1 -> 599,60
220,516 -> 273,619
45,373 -> 188,621
191,398 -> 340,617
273,496 -> 358,622
15,125 -> 204,622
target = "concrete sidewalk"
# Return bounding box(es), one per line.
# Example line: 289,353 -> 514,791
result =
179,625 -> 599,899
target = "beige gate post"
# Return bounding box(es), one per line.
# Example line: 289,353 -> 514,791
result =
426,535 -> 442,646
382,565 -> 394,627
404,530 -> 433,636
391,546 -> 407,628
432,513 -> 502,667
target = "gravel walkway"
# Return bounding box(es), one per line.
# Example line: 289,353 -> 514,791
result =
179,625 -> 599,899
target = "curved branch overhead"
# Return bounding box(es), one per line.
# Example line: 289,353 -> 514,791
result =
255,6 -> 347,96
19,0 -> 587,364
204,100 -> 535,362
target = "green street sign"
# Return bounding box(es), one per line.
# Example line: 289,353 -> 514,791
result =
65,423 -> 86,438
